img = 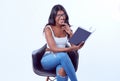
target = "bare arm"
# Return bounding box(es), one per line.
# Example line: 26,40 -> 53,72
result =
44,26 -> 71,52
44,26 -> 84,53
61,23 -> 85,47
61,23 -> 73,38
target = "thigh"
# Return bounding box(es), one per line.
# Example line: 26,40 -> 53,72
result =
56,52 -> 69,60
41,53 -> 60,70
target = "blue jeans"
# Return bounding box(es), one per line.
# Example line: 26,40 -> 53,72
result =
41,52 -> 78,81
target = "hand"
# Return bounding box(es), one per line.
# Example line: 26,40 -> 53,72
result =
71,41 -> 85,50
61,23 -> 72,35
78,41 -> 85,49
46,48 -> 51,51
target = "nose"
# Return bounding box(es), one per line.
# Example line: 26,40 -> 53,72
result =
59,15 -> 65,20
59,16 -> 64,19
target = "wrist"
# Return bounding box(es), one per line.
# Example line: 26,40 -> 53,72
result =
67,30 -> 73,38
69,46 -> 74,51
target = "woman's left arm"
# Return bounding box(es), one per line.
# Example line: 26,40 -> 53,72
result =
62,23 -> 73,38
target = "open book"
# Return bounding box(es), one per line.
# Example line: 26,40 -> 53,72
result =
69,27 -> 92,45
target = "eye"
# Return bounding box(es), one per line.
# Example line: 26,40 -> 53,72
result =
56,14 -> 65,17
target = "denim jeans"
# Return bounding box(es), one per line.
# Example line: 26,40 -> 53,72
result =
41,52 -> 78,81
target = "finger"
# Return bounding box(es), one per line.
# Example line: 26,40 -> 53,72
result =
79,41 -> 83,45
80,41 -> 85,47
81,41 -> 85,43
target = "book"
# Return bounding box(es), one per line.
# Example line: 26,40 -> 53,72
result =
69,27 -> 91,45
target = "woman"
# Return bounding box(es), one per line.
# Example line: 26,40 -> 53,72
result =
41,4 -> 84,81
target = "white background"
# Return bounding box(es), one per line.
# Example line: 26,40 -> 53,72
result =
0,0 -> 120,81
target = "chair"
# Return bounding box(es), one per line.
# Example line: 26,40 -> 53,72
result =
32,44 -> 79,81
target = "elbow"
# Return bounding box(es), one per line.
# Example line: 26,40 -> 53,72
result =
49,47 -> 58,53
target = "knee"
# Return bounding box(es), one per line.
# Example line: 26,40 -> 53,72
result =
58,67 -> 66,77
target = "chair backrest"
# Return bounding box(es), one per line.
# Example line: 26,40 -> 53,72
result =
67,50 -> 79,71
32,44 -> 79,77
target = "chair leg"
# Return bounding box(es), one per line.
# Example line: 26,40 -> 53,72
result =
46,76 -> 56,81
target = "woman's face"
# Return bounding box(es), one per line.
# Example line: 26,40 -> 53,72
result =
55,10 -> 66,26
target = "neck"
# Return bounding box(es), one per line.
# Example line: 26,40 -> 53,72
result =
55,24 -> 62,28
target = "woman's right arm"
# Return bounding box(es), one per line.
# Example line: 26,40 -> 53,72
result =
44,26 -> 84,53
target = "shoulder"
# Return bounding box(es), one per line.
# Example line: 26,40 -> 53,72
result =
44,25 -> 53,35
44,25 -> 52,31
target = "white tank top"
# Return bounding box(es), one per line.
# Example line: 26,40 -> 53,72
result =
46,25 -> 68,48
